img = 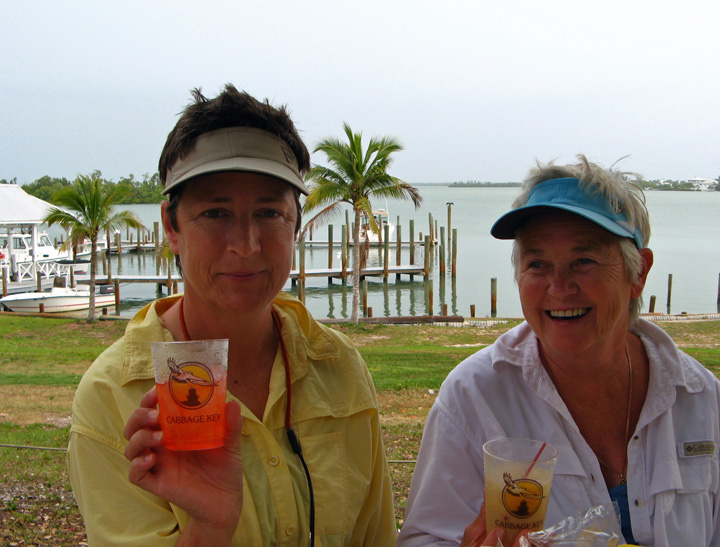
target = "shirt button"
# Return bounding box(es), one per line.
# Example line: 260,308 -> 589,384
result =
635,498 -> 646,507
285,525 -> 296,536
268,455 -> 280,466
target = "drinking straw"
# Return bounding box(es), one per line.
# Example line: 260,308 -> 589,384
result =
523,442 -> 547,478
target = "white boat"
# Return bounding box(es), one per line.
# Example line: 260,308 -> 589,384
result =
0,231 -> 68,263
359,209 -> 395,244
0,285 -> 116,313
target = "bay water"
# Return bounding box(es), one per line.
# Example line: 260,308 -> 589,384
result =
106,187 -> 720,319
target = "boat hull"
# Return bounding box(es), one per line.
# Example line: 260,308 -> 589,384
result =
0,290 -> 116,313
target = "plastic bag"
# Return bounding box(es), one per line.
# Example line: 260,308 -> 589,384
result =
516,502 -> 625,546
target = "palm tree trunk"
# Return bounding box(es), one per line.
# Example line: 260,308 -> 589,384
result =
87,238 -> 97,324
351,207 -> 362,323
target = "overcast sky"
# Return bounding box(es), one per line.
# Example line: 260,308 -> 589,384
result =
2,1 -> 719,186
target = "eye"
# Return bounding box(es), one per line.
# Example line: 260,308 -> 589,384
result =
258,209 -> 282,219
202,209 -> 225,219
525,260 -> 544,271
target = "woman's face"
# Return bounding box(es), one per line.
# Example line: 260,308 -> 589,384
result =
162,172 -> 297,319
515,212 -> 647,361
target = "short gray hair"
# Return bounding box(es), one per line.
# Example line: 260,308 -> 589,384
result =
510,155 -> 650,324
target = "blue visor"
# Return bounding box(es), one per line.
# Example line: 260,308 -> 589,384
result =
490,177 -> 643,248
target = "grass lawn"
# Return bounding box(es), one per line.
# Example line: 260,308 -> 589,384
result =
1,313 -> 719,545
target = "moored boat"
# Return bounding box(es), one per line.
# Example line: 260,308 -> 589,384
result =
0,285 -> 115,313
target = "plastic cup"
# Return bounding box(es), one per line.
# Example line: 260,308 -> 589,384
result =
483,438 -> 558,544
150,339 -> 229,450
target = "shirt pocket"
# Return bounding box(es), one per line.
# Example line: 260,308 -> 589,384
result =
677,455 -> 718,494
301,431 -> 350,537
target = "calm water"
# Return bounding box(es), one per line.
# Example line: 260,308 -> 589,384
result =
95,187 -> 720,319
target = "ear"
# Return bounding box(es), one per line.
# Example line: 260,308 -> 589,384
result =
631,247 -> 654,300
161,201 -> 181,255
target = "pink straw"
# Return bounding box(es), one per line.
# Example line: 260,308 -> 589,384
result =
523,442 -> 547,478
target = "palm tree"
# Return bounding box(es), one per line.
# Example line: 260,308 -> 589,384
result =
303,123 -> 422,323
44,174 -> 144,323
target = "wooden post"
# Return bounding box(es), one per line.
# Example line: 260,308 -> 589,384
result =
409,219 -> 415,266
136,227 -> 141,253
39,302 -> 45,313
107,248 -> 113,284
345,210 -> 350,245
362,278 -> 368,316
442,303 -> 448,316
341,229 -> 348,280
154,222 -> 160,275
299,238 -> 306,284
470,304 -> 476,318
328,225 -> 334,269
69,267 -> 75,288
439,241 -> 446,276
452,229 -> 458,277
102,251 -> 107,276
36,269 -> 42,292
115,232 -> 122,259
428,213 -> 434,244
396,223 -> 402,266
667,273 -> 673,315
424,235 -> 430,277
383,224 -> 390,278
649,295 -> 657,313
428,279 -> 434,316
447,202 -> 453,245
298,239 -> 306,303
367,307 -> 373,318
491,277 -> 497,318
2,266 -> 7,297
114,279 -> 120,315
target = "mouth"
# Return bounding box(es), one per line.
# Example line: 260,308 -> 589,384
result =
546,307 -> 590,320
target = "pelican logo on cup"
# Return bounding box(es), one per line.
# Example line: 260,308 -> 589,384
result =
166,357 -> 218,410
501,472 -> 546,519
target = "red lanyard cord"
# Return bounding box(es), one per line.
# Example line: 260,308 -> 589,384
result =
180,299 -> 314,546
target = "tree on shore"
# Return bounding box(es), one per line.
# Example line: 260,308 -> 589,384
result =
43,174 -> 144,323
303,123 -> 422,323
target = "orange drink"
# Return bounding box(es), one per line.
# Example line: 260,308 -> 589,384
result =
483,438 -> 558,544
151,339 -> 229,450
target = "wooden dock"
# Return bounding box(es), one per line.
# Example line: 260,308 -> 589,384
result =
78,263 -> 426,286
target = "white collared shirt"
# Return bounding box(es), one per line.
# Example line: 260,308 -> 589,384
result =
398,320 -> 720,546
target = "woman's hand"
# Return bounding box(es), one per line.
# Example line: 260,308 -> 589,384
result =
460,504 -> 530,547
124,387 -> 244,544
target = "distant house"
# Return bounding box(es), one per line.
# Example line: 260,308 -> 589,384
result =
687,177 -> 716,191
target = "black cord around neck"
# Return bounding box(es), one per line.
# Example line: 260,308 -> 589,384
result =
273,310 -> 315,547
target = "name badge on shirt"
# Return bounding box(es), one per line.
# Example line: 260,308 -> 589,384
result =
679,440 -> 716,458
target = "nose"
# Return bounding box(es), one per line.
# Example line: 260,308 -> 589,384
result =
547,268 -> 578,299
226,217 -> 261,257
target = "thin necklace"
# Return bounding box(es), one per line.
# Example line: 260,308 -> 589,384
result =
178,297 -> 191,341
546,343 -> 633,485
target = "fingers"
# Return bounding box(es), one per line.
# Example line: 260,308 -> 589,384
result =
123,387 -> 160,441
460,503 -> 487,547
481,528 -> 503,546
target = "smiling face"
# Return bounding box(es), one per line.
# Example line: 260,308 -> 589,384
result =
515,212 -> 648,362
162,172 -> 297,320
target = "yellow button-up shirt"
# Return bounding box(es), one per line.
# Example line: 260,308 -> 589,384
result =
68,293 -> 397,546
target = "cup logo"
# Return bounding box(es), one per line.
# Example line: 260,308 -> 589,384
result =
501,472 -> 545,519
166,357 -> 217,410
